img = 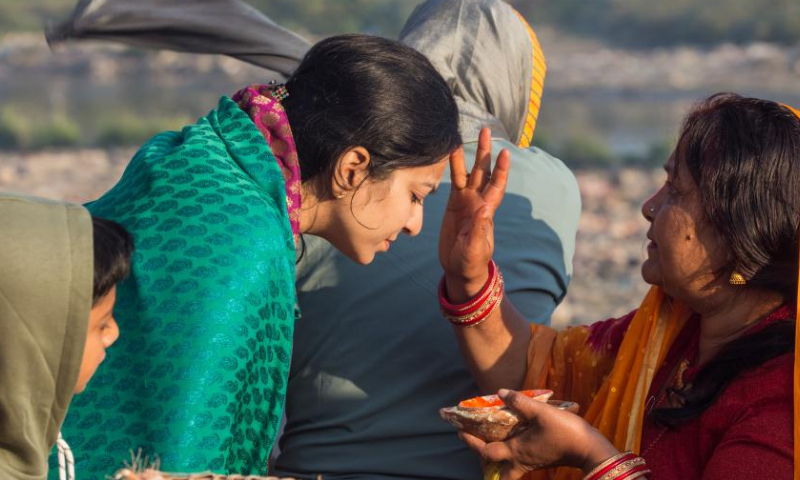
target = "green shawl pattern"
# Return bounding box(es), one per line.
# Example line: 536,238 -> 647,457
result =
52,97 -> 296,477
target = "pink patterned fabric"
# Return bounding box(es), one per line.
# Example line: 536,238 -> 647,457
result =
233,83 -> 302,244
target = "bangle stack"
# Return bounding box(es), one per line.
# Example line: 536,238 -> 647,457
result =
438,260 -> 504,327
583,452 -> 651,480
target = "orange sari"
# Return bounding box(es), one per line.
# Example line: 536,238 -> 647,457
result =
521,287 -> 690,480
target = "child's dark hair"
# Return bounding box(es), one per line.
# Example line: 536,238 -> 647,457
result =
92,216 -> 134,305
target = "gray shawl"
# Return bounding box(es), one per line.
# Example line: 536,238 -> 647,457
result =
46,0 -> 544,143
46,0 -> 311,78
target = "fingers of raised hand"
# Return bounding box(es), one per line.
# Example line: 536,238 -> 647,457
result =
449,146 -> 469,189
480,148 -> 510,208
470,128 -> 494,190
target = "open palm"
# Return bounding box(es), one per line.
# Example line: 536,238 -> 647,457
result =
439,128 -> 511,301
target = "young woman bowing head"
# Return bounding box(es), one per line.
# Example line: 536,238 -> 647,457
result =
59,34 -> 462,479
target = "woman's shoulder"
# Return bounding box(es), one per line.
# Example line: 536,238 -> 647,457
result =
583,310 -> 637,354
721,309 -> 794,408
725,352 -> 794,404
698,352 -> 793,467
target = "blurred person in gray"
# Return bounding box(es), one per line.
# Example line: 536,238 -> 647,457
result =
274,1 -> 580,479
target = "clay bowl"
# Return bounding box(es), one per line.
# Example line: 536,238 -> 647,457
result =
440,390 -> 577,443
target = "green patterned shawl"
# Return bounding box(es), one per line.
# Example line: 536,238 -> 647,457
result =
52,97 -> 296,478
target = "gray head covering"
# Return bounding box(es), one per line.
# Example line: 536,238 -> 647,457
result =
46,0 -> 311,77
399,0 -> 542,144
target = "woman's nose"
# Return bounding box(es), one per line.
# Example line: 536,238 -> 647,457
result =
642,201 -> 656,222
404,207 -> 424,237
105,318 -> 121,347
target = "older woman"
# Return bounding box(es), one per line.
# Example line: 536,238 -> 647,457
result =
438,94 -> 799,480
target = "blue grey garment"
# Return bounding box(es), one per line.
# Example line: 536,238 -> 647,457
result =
274,140 -> 580,480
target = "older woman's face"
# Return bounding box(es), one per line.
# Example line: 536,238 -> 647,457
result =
640,153 -> 727,299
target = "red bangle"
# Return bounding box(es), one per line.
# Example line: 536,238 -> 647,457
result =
591,456 -> 648,480
439,261 -> 504,327
584,452 -> 638,480
440,271 -> 500,317
438,261 -> 496,315
448,281 -> 503,327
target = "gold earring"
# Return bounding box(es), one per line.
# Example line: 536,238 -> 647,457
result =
729,271 -> 747,285
335,180 -> 350,199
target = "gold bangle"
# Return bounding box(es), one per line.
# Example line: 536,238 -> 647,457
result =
627,470 -> 651,480
463,291 -> 504,328
597,457 -> 647,480
582,452 -> 631,480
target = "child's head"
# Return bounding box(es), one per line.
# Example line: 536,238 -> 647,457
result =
74,216 -> 134,393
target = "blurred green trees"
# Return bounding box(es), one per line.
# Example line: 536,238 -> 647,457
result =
512,0 -> 800,47
3,0 -> 800,46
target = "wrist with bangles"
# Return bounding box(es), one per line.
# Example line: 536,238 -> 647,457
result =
582,452 -> 651,480
438,260 -> 504,327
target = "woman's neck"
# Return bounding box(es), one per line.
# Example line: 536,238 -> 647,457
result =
298,182 -> 331,238
692,289 -> 783,364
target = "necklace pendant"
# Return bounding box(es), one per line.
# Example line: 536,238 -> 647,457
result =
674,359 -> 691,390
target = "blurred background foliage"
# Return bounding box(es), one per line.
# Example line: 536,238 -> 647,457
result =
0,0 -> 797,168
515,0 -> 800,48
3,0 -> 800,45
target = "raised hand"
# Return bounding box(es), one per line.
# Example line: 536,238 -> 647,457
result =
439,128 -> 510,302
459,390 -> 618,480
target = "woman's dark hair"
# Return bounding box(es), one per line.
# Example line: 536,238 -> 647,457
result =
283,34 -> 462,196
652,93 -> 799,425
92,216 -> 134,305
675,93 -> 800,298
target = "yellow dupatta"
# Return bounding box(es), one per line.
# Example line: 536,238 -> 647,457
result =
522,287 -> 690,480
579,288 -> 689,453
